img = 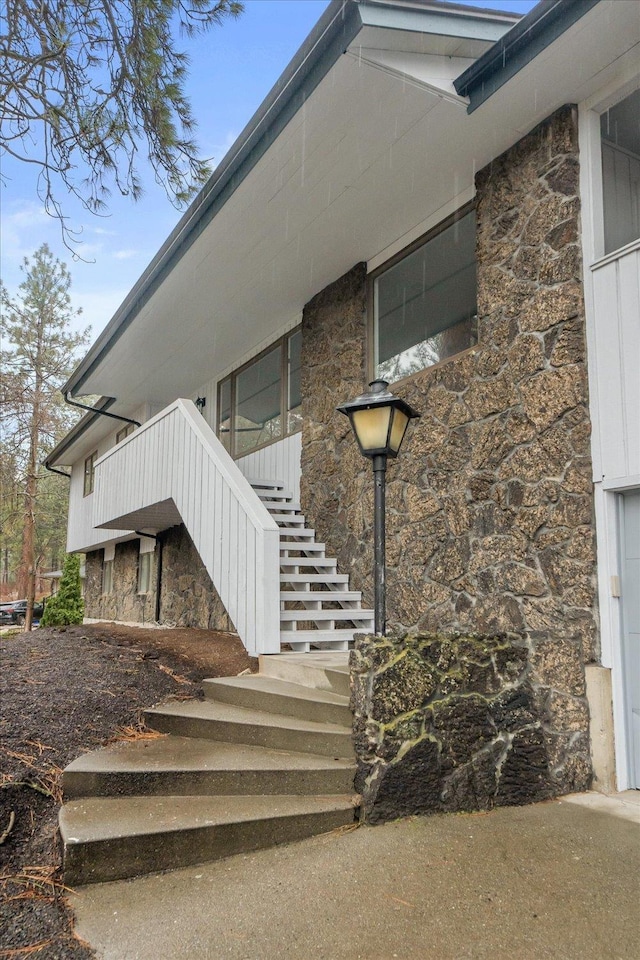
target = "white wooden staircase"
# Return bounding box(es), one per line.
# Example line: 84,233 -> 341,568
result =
251,479 -> 374,652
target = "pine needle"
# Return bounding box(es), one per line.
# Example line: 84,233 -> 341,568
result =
158,663 -> 191,685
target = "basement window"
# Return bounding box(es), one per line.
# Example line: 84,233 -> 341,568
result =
371,207 -> 477,383
83,451 -> 97,496
217,327 -> 302,458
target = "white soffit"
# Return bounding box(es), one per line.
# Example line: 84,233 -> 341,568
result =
71,1 -> 639,412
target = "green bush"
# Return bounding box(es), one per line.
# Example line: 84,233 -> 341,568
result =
40,553 -> 84,627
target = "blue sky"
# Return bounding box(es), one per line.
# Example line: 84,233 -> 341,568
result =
0,0 -> 537,345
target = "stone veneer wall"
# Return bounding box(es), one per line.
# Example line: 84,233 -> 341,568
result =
84,525 -> 234,631
158,524 -> 234,631
84,540 -> 157,624
300,106 -> 598,798
351,632 -> 589,821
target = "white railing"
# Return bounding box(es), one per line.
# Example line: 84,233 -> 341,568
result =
92,399 -> 281,655
590,239 -> 640,482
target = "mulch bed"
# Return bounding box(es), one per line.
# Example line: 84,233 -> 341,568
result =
0,623 -> 255,959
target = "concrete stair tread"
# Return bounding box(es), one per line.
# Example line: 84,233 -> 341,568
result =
203,675 -> 349,707
64,736 -> 355,775
145,698 -> 351,734
60,793 -> 358,843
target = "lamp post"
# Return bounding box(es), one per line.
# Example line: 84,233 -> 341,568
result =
338,379 -> 420,636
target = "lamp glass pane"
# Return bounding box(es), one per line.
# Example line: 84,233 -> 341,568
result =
389,408 -> 410,454
351,406 -> 392,453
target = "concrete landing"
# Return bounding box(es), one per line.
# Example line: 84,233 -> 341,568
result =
72,795 -> 640,960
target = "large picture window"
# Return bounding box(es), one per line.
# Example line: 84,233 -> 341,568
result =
217,328 -> 302,457
371,208 -> 477,383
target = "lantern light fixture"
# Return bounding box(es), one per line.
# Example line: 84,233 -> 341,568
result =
338,379 -> 420,635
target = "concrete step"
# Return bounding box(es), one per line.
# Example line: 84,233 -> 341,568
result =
144,699 -> 353,758
260,653 -> 350,697
202,676 -> 351,725
63,736 -> 355,799
280,590 -> 361,603
60,793 -> 358,885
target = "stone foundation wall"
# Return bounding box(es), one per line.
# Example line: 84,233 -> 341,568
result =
159,524 -> 234,631
84,540 -> 157,624
84,525 -> 234,631
301,106 -> 597,797
351,631 -> 591,822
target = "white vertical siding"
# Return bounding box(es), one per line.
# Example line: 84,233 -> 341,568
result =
92,399 -> 280,656
589,241 -> 640,482
236,432 -> 302,502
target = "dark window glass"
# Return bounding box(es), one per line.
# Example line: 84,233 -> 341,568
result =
374,210 -> 477,382
601,89 -> 640,254
216,329 -> 301,457
235,344 -> 282,455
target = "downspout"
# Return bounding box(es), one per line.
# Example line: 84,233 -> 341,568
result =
64,392 -> 142,428
133,531 -> 162,624
155,536 -> 164,624
44,463 -> 71,479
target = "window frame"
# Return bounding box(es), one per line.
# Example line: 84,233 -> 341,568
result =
137,551 -> 152,595
83,451 -> 98,497
102,559 -> 114,595
116,423 -> 135,444
216,326 -> 302,460
367,201 -> 478,386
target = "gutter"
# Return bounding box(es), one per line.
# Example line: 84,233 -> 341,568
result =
64,392 -> 141,428
454,0 -> 600,112
44,396 -> 117,470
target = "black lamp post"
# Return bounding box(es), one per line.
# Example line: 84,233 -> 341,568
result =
338,379 -> 420,636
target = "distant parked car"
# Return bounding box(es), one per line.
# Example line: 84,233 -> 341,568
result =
0,599 -> 45,626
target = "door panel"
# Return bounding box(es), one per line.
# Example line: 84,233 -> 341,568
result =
620,490 -> 640,788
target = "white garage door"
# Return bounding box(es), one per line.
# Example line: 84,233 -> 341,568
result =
620,490 -> 640,789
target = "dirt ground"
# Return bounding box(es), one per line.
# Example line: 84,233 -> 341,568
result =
0,622 -> 255,959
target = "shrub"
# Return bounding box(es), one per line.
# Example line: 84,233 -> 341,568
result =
40,554 -> 84,627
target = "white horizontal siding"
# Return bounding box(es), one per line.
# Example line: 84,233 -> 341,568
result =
590,241 -> 640,482
236,433 -> 302,502
92,399 -> 280,655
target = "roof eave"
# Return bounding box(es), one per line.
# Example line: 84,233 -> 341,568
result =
454,0 -> 600,111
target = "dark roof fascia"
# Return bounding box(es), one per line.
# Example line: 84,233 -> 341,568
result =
45,397 -> 116,468
64,0 -> 362,398
454,0 -> 600,112
358,0 -> 520,39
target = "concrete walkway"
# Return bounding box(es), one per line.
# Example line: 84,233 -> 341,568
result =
72,793 -> 639,960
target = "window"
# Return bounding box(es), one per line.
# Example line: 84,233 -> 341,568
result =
83,451 -> 97,496
138,552 -> 152,594
102,560 -> 113,595
371,208 -> 477,383
217,328 -> 302,457
601,88 -> 640,255
116,423 -> 135,443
